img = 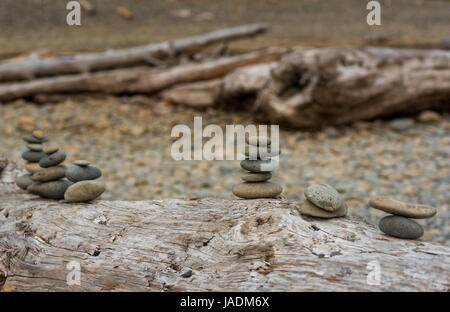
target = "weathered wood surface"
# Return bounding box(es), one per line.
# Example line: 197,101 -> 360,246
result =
256,47 -> 450,128
0,49 -> 285,102
0,158 -> 449,291
0,23 -> 268,81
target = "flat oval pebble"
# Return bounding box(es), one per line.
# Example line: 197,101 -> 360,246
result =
240,159 -> 278,173
232,182 -> 282,199
74,160 -> 90,166
241,172 -> 272,182
304,184 -> 342,212
66,165 -> 102,182
24,162 -> 42,174
22,150 -> 46,162
31,165 -> 66,182
22,134 -> 48,144
26,143 -> 43,151
64,180 -> 106,202
243,145 -> 280,159
378,215 -> 424,239
39,151 -> 66,168
16,174 -> 33,190
43,145 -> 59,154
32,130 -> 44,139
246,135 -> 271,146
27,180 -> 72,199
369,197 -> 436,219
298,199 -> 347,218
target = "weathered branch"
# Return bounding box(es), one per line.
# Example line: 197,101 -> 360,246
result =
0,23 -> 269,81
0,160 -> 448,292
256,47 -> 450,128
0,49 -> 286,102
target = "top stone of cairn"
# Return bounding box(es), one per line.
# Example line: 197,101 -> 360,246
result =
246,135 -> 271,146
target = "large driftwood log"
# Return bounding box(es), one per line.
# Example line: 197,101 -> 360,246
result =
0,49 -> 285,102
0,159 -> 449,292
0,23 -> 268,81
256,48 -> 450,128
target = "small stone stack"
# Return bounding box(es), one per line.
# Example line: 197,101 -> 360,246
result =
28,144 -> 71,199
232,135 -> 282,199
64,160 -> 105,202
298,184 -> 347,218
369,197 -> 437,239
16,130 -> 48,190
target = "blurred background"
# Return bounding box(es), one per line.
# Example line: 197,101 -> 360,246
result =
0,0 -> 449,243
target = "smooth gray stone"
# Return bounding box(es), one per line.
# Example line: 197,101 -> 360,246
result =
64,180 -> 106,202
39,151 -> 66,168
378,215 -> 424,239
241,172 -> 272,182
232,182 -> 282,199
32,165 -> 66,182
22,134 -> 48,143
16,174 -> 33,190
26,143 -> 43,151
240,159 -> 278,173
304,183 -> 343,212
27,180 -> 72,199
66,165 -> 102,182
22,150 -> 46,162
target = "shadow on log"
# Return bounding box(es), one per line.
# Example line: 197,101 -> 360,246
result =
0,157 -> 449,291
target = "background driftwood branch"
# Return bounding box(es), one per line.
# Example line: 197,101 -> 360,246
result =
0,157 -> 448,292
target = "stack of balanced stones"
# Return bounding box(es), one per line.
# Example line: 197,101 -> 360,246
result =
369,197 -> 437,239
297,184 -> 347,218
232,135 -> 282,199
28,143 -> 71,199
64,160 -> 105,202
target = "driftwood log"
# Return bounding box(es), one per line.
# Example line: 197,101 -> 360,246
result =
0,49 -> 285,102
0,23 -> 268,81
256,47 -> 450,128
0,158 -> 449,292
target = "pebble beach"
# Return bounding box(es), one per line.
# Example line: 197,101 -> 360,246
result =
0,96 -> 448,243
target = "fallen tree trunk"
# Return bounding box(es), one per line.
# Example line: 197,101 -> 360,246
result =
0,49 -> 286,102
256,47 -> 450,128
0,159 -> 448,292
0,23 -> 268,81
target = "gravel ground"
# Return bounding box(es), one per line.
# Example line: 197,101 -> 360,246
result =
0,97 -> 449,244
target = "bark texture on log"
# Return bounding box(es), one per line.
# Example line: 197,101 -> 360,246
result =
256,48 -> 450,128
0,160 -> 449,292
0,23 -> 268,81
0,49 -> 285,102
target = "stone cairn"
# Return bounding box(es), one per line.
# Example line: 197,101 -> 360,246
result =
232,135 -> 282,199
369,197 -> 437,239
16,131 -> 105,202
64,160 -> 105,202
298,184 -> 348,218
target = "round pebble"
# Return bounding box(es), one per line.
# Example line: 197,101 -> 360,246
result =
232,182 -> 282,199
378,215 -> 424,239
241,172 -> 272,182
369,197 -> 437,219
43,144 -> 59,155
240,159 -> 278,173
16,174 -> 33,190
22,150 -> 46,162
32,130 -> 44,139
24,162 -> 42,174
246,135 -> 271,146
31,165 -> 67,182
298,199 -> 348,218
39,151 -> 66,168
75,160 -> 90,166
22,134 -> 48,144
27,180 -> 72,199
304,184 -> 343,212
26,143 -> 43,151
66,165 -> 102,183
64,180 -> 106,202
